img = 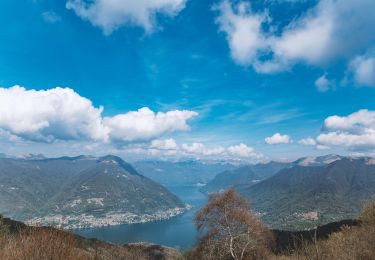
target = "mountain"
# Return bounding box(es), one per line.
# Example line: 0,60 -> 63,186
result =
201,161 -> 291,194
294,154 -> 344,166
133,160 -> 236,186
0,155 -> 187,228
237,157 -> 375,230
202,155 -> 346,194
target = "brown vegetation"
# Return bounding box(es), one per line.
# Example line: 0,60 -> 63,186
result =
193,188 -> 274,260
0,214 -> 183,260
271,200 -> 375,260
187,189 -> 375,260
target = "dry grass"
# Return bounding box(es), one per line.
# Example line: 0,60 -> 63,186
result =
0,223 -> 182,260
271,201 -> 375,260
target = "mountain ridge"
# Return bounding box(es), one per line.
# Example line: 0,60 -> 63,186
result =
0,155 -> 188,228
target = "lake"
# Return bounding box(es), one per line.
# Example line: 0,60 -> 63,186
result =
74,185 -> 207,250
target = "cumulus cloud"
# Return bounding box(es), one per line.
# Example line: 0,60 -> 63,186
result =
0,86 -> 197,143
227,143 -> 256,157
298,137 -> 317,146
349,54 -> 375,87
66,0 -> 186,34
265,133 -> 291,144
316,109 -> 375,149
181,142 -> 226,156
215,0 -> 375,74
315,74 -> 335,92
145,138 -> 263,160
0,86 -> 106,143
104,107 -> 197,143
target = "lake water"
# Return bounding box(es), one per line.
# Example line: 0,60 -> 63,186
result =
74,185 -> 207,250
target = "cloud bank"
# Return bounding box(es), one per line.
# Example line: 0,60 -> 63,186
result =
0,86 -> 197,143
317,109 -> 375,149
66,0 -> 186,34
298,109 -> 375,153
137,138 -> 263,161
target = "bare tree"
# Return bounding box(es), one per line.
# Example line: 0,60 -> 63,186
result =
195,188 -> 274,260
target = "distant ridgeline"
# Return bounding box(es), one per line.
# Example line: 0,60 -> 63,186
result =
202,155 -> 375,230
134,160 -> 236,186
0,155 -> 188,229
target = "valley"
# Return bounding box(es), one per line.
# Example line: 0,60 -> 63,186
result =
1,153 -> 375,249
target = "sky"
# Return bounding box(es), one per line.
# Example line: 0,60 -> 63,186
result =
0,0 -> 374,162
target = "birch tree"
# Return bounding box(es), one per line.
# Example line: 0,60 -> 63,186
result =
195,188 -> 273,260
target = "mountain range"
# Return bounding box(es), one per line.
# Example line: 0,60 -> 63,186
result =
202,154 -> 345,194
133,160 -> 236,186
204,155 -> 375,230
239,157 -> 375,230
200,161 -> 290,194
0,155 -> 187,228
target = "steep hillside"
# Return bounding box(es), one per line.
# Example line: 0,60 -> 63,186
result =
201,161 -> 291,194
238,157 -> 375,230
202,155 -> 347,194
0,156 -> 187,228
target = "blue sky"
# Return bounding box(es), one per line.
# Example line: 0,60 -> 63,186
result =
0,0 -> 374,161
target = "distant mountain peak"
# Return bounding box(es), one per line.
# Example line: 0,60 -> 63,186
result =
98,155 -> 140,175
294,154 -> 343,166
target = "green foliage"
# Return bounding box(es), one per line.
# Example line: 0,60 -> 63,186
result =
0,156 -> 184,222
201,162 -> 289,194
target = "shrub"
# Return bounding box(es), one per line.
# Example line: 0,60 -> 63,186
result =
195,188 -> 274,260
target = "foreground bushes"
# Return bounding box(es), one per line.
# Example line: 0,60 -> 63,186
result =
187,190 -> 375,260
189,188 -> 274,260
0,228 -> 88,260
0,217 -> 182,260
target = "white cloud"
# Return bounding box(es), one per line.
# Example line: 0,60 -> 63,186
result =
349,54 -> 375,87
104,107 -> 197,143
0,86 -> 106,143
0,86 -> 197,143
150,138 -> 178,150
298,137 -> 316,146
144,138 -> 263,160
181,143 -> 226,156
215,0 -> 375,74
315,74 -> 334,92
265,133 -> 291,144
214,1 -> 267,66
227,143 -> 256,157
316,109 -> 375,149
66,0 -> 186,34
